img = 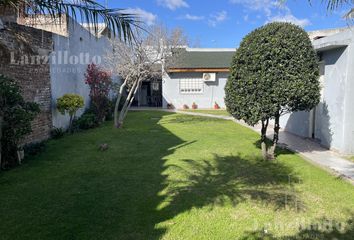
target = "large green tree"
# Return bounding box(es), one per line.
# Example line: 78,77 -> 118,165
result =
0,0 -> 138,41
225,22 -> 320,160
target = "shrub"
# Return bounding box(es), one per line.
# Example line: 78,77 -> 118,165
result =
85,63 -> 112,123
23,141 -> 46,158
57,94 -> 84,132
225,22 -> 320,160
50,127 -> 65,139
0,75 -> 40,169
73,112 -> 98,130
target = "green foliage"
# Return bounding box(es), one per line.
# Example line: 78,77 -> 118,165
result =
23,141 -> 47,158
225,22 -> 320,126
73,112 -> 98,130
0,74 -> 40,168
57,94 -> 84,117
1,0 -> 137,42
50,127 -> 65,139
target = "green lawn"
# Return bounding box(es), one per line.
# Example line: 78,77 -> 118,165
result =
181,109 -> 230,116
0,111 -> 353,240
346,156 -> 354,163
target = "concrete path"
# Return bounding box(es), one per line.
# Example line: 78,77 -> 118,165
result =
174,110 -> 354,184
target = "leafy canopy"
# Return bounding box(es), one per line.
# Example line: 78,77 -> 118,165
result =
225,22 -> 320,126
57,93 -> 84,117
0,74 -> 40,167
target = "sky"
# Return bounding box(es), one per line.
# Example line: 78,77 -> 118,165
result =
101,0 -> 351,48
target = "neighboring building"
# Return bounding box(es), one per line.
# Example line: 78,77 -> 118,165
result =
162,48 -> 235,109
280,28 -> 354,154
0,8 -> 113,143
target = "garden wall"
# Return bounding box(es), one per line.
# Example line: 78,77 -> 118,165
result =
0,23 -> 53,143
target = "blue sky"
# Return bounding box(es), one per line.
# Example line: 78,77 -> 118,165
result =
103,0 -> 351,48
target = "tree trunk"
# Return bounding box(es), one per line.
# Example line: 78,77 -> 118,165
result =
114,80 -> 128,128
69,114 -> 74,133
122,80 -> 142,120
261,118 -> 269,160
0,115 -> 3,171
267,112 -> 280,160
116,79 -> 139,128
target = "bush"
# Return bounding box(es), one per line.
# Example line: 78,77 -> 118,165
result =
85,63 -> 112,123
23,141 -> 46,158
50,127 -> 65,139
57,94 -> 84,132
0,75 -> 40,169
73,112 -> 98,130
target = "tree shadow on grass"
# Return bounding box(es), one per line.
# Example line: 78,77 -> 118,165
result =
158,154 -> 304,222
253,139 -> 296,159
161,114 -> 225,124
240,215 -> 354,240
0,111 -> 304,240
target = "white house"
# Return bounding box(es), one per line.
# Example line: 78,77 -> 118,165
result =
161,48 -> 235,109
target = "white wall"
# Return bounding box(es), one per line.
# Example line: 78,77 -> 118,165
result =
50,18 -> 112,129
280,29 -> 354,154
162,72 -> 228,109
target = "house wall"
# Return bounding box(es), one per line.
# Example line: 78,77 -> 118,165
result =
162,72 -> 228,109
280,30 -> 354,154
50,18 -> 112,129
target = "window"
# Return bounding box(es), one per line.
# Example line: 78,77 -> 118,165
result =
179,78 -> 204,94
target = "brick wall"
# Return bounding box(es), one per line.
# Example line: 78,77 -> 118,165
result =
0,23 -> 53,143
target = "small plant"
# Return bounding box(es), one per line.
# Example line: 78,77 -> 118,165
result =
73,112 -> 98,130
57,94 -> 84,133
23,141 -> 47,158
192,102 -> 198,109
214,102 -> 220,109
50,127 -> 64,139
183,104 -> 189,110
167,103 -> 175,109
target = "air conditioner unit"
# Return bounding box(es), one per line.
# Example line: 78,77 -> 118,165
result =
203,73 -> 216,82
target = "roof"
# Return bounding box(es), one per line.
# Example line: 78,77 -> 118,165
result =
169,48 -> 235,70
308,27 -> 349,41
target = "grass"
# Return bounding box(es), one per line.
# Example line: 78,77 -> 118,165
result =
346,156 -> 354,163
181,109 -> 231,116
0,111 -> 354,240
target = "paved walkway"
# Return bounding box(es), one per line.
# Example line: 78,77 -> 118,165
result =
175,110 -> 354,184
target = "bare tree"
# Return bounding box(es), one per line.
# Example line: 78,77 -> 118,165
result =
105,24 -> 188,128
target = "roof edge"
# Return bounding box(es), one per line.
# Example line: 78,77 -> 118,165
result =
186,47 -> 236,52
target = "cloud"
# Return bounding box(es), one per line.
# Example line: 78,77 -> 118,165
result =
267,14 -> 311,27
209,11 -> 228,27
124,8 -> 157,26
157,0 -> 189,10
230,0 -> 310,27
230,0 -> 278,16
181,14 -> 205,21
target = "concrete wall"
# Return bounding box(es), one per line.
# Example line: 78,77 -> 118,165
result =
280,29 -> 354,154
162,72 -> 228,109
50,18 -> 112,129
